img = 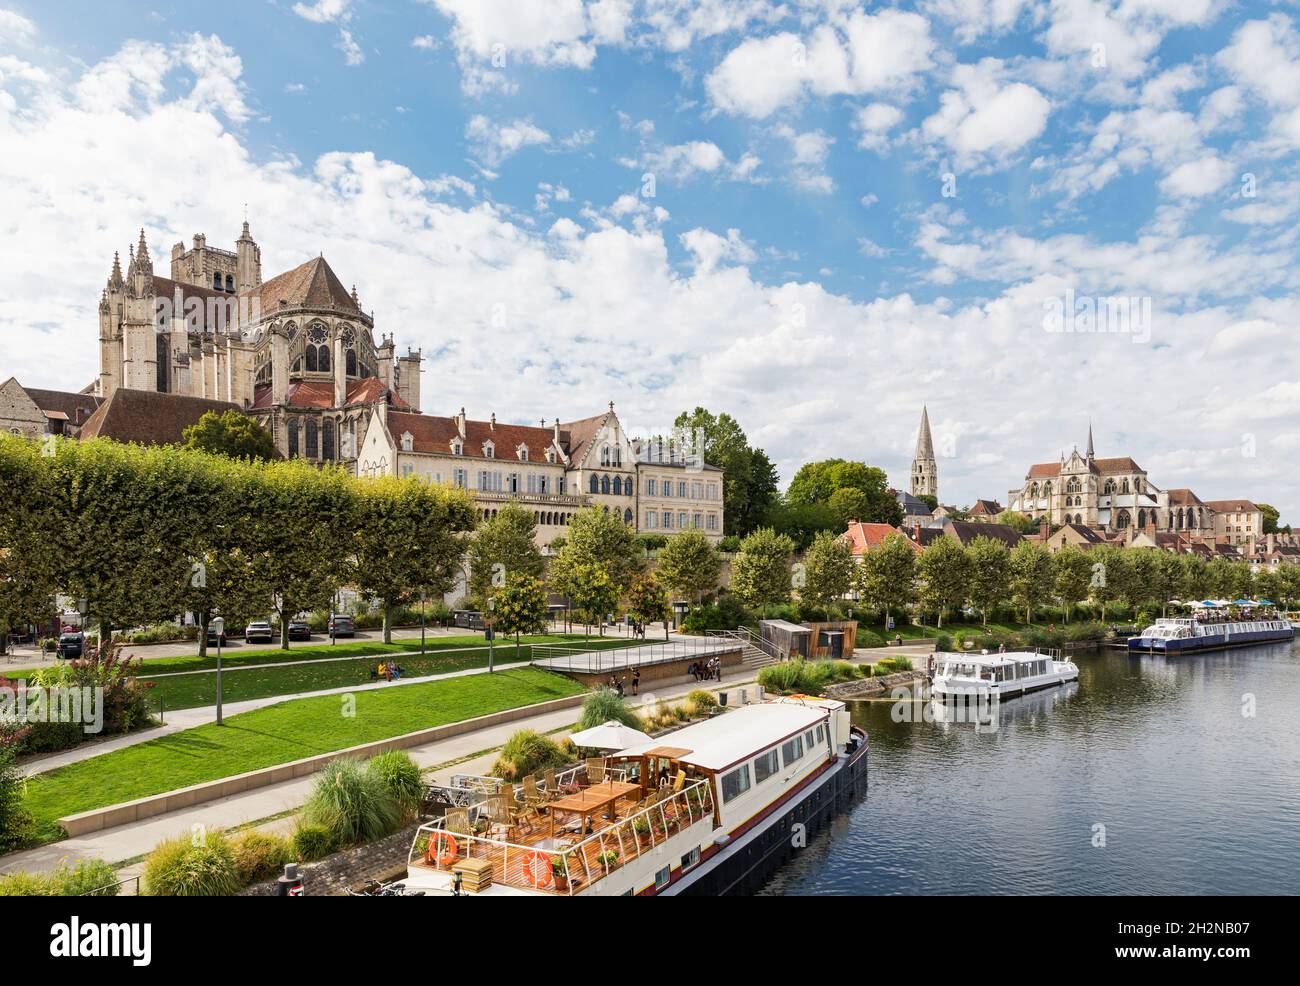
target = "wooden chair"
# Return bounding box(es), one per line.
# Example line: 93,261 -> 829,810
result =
672,770 -> 687,793
585,757 -> 606,785
523,775 -> 549,814
485,794 -> 517,841
444,807 -> 471,839
543,767 -> 558,795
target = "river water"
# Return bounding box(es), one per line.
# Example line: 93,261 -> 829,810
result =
760,642 -> 1300,895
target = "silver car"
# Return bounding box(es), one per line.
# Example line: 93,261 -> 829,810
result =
244,620 -> 274,644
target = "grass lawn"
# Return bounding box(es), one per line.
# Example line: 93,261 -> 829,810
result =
137,637 -> 638,711
860,620 -> 1041,640
21,666 -> 584,845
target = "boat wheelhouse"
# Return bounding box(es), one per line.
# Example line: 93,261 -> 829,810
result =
1128,616 -> 1293,654
401,697 -> 868,896
931,649 -> 1079,700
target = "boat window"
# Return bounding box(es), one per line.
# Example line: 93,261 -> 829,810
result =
781,736 -> 804,768
721,765 -> 751,803
681,847 -> 700,871
655,866 -> 670,890
753,749 -> 779,784
815,724 -> 825,745
804,730 -> 816,749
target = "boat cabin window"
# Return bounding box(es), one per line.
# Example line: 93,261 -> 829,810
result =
721,764 -> 751,803
681,847 -> 701,871
781,735 -> 804,768
816,724 -> 825,745
753,748 -> 779,784
804,730 -> 816,749
655,866 -> 670,889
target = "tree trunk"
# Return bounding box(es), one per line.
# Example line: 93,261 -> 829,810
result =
515,632 -> 521,661
197,610 -> 209,659
382,602 -> 393,644
281,614 -> 290,651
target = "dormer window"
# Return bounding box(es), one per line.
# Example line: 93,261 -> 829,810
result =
483,440 -> 495,459
451,439 -> 463,456
401,432 -> 413,452
545,448 -> 556,463
518,445 -> 529,462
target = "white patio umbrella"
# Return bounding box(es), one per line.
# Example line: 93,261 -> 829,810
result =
569,720 -> 652,750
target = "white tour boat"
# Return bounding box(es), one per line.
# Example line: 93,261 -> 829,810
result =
930,649 -> 1079,700
399,696 -> 868,896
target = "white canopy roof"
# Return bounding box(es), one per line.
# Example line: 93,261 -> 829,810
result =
569,720 -> 652,750
615,702 -> 828,772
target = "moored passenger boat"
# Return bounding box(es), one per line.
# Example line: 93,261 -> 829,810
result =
1128,616 -> 1293,654
930,649 -> 1079,700
401,697 -> 868,896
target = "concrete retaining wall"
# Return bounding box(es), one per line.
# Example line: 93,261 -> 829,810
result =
57,692 -> 587,838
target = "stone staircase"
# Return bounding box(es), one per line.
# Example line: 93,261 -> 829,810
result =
708,629 -> 782,670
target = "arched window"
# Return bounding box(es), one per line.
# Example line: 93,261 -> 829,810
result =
1043,482 -> 1052,496
624,508 -> 633,524
600,475 -> 610,494
213,273 -> 222,290
1137,508 -> 1146,528
306,419 -> 319,459
287,419 -> 299,458
346,349 -> 357,376
1115,509 -> 1130,529
225,274 -> 234,292
322,419 -> 335,461
1104,479 -> 1115,495
600,445 -> 611,466
589,474 -> 599,494
1031,483 -> 1039,497
318,346 -> 330,373
305,346 -> 318,372
1121,479 -> 1130,494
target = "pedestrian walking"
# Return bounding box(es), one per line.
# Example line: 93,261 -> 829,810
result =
632,668 -> 640,695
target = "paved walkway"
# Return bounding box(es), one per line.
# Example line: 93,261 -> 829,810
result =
0,671 -> 757,877
531,635 -> 736,673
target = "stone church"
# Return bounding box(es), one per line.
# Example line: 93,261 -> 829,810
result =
95,223 -> 421,462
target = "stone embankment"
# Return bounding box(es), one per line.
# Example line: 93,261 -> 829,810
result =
824,670 -> 927,701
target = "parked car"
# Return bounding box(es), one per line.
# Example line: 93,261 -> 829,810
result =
245,621 -> 274,644
287,620 -> 312,641
328,614 -> 355,637
57,632 -> 84,659
206,624 -> 227,647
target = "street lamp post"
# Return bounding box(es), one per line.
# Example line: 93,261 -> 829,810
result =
487,597 -> 496,674
212,616 -> 225,725
420,590 -> 427,656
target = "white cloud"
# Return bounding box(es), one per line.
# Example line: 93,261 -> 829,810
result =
411,35 -> 439,50
680,227 -> 756,272
853,102 -> 903,151
639,140 -> 759,183
465,115 -> 551,165
0,8 -> 36,45
1160,155 -> 1232,198
922,0 -> 1035,43
292,0 -> 355,23
1217,15 -> 1300,150
922,60 -> 1051,166
705,10 -> 933,118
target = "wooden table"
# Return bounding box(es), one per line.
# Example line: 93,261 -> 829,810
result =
548,781 -> 640,841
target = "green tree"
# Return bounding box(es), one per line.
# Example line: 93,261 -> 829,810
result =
1088,546 -> 1125,621
1009,540 -> 1054,623
247,460 -> 357,649
182,409 -> 278,462
626,572 -> 670,637
730,527 -> 795,609
466,500 -> 545,610
1178,553 -> 1209,601
917,535 -> 969,628
352,475 -> 477,643
999,511 -> 1043,535
799,530 -> 855,610
1053,545 -> 1092,622
553,561 -> 620,640
786,459 -> 902,526
0,436 -> 60,640
827,487 -> 870,527
548,507 -> 642,602
762,499 -> 841,551
966,536 -> 1011,625
1259,503 -> 1281,535
854,533 -> 917,625
1205,557 -> 1236,598
1275,564 -> 1300,608
654,528 -> 722,604
492,574 -> 549,660
672,407 -> 779,536
1122,549 -> 1161,614
1153,551 -> 1184,616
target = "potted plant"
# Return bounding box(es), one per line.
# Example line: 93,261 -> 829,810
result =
633,816 -> 651,847
598,850 -> 620,871
551,855 -> 569,891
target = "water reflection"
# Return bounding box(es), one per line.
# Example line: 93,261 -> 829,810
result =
759,641 -> 1300,896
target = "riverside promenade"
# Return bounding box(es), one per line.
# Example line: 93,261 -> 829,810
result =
0,670 -> 760,880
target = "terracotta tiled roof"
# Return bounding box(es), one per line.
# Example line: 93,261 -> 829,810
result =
1202,499 -> 1259,513
345,377 -> 410,408
560,411 -> 608,467
1166,488 -> 1204,506
969,498 -> 1003,516
241,256 -> 360,317
1092,456 -> 1143,474
24,388 -> 102,426
79,389 -> 243,446
1026,462 -> 1061,479
250,377 -> 411,411
844,522 -> 918,555
387,410 -> 560,461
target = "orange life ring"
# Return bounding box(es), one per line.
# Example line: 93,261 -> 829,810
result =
524,851 -> 554,889
426,831 -> 458,866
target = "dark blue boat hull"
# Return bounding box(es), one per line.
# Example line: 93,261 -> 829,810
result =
1127,627 -> 1294,653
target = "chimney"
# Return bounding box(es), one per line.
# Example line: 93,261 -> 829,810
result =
913,519 -> 921,543
1268,533 -> 1276,553
553,417 -> 560,443
456,407 -> 466,439
1040,519 -> 1049,540
489,413 -> 496,431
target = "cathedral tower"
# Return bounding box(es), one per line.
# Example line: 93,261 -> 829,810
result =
910,405 -> 938,500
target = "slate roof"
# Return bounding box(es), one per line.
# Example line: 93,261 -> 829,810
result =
241,256 -> 360,317
24,388 -> 102,427
79,390 -> 243,446
944,520 -> 1024,548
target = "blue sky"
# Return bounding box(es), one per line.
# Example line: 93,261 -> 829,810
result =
2,1 -> 1300,515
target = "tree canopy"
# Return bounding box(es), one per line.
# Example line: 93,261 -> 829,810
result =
672,407 -> 779,537
182,410 -> 279,462
786,458 -> 903,526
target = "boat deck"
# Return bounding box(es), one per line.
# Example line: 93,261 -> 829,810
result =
411,775 -> 714,895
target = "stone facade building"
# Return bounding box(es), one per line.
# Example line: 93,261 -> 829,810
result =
909,405 -> 938,500
357,403 -> 724,548
94,224 -> 418,465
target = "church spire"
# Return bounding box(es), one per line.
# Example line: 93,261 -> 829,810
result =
108,251 -> 123,290
909,405 -> 938,501
914,404 -> 935,460
1086,421 -> 1095,461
